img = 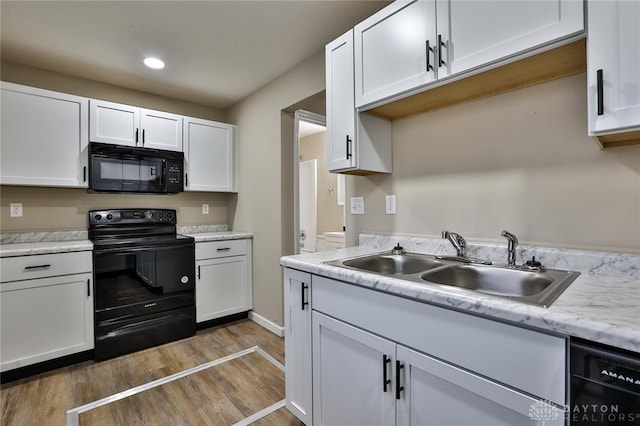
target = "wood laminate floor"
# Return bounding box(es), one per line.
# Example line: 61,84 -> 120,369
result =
1,320 -> 302,426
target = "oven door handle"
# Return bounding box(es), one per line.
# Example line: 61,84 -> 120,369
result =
93,244 -> 194,255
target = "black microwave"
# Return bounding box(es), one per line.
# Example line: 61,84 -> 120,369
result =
89,143 -> 184,194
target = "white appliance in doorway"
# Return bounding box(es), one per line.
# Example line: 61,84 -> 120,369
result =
299,159 -> 317,253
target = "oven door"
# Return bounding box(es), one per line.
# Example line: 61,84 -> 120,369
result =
93,244 -> 195,325
91,154 -> 166,193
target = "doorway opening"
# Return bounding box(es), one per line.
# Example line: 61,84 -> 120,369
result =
293,110 -> 345,255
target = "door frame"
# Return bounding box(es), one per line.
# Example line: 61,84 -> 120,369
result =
293,110 -> 326,255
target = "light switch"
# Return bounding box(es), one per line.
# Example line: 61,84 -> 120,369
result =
350,197 -> 364,215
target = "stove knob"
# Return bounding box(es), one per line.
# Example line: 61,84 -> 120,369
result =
94,214 -> 102,221
157,212 -> 164,219
106,214 -> 113,221
166,211 -> 174,220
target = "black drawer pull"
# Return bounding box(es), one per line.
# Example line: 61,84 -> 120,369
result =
426,40 -> 434,72
301,282 -> 309,310
438,34 -> 446,67
216,247 -> 231,252
395,360 -> 405,400
383,354 -> 391,392
24,264 -> 51,271
597,69 -> 604,116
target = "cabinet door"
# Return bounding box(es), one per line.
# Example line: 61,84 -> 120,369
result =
140,109 -> 183,151
587,0 -> 640,134
312,312 -> 396,426
396,346 -> 564,426
1,83 -> 89,188
184,117 -> 237,192
284,269 -> 313,425
354,0 -> 437,108
437,0 -> 584,79
89,99 -> 139,146
0,273 -> 94,372
326,30 -> 357,171
196,255 -> 249,322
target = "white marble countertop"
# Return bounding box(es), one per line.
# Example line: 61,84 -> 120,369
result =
183,231 -> 253,242
0,240 -> 93,257
280,246 -> 640,353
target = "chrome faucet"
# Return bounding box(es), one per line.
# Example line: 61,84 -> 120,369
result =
501,230 -> 519,268
442,230 -> 467,257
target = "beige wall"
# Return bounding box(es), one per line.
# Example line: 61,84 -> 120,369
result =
300,131 -> 344,234
346,73 -> 640,253
227,52 -> 325,327
1,61 -> 231,231
1,186 -> 229,232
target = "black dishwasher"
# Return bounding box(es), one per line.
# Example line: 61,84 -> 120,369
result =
570,340 -> 640,425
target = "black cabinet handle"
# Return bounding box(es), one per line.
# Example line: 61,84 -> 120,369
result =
346,135 -> 352,160
597,69 -> 604,116
426,40 -> 434,72
197,265 -> 201,280
135,128 -> 139,144
438,34 -> 446,67
383,354 -> 391,392
24,264 -> 51,271
87,279 -> 91,297
395,360 -> 405,400
185,173 -> 189,187
142,129 -> 146,145
216,248 -> 231,252
83,166 -> 87,182
301,282 -> 309,310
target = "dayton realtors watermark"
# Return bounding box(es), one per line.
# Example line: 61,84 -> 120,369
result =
528,400 -> 639,424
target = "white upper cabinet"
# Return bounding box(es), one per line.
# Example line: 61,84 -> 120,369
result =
326,30 -> 392,174
183,116 -> 237,192
587,0 -> 640,137
438,0 -> 584,79
327,30 -> 357,171
354,0 -> 584,109
355,0 -> 437,108
1,82 -> 89,188
90,99 -> 183,151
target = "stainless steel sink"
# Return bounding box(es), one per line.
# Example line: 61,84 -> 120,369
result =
326,252 -> 580,307
340,253 -> 445,275
419,264 -> 553,297
420,264 -> 580,307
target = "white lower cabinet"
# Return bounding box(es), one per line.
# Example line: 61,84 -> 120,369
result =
284,269 -> 313,425
0,251 -> 94,372
195,239 -> 252,323
283,268 -> 567,425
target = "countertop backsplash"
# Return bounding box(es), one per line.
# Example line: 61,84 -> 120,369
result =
359,233 -> 640,280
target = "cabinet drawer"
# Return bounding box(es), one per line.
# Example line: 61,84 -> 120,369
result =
1,251 -> 92,283
195,239 -> 247,260
312,275 -> 566,405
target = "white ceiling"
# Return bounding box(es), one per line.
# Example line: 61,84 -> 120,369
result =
0,0 -> 388,109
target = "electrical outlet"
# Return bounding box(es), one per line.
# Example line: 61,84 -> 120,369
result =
350,197 -> 364,215
10,203 -> 23,217
385,195 -> 396,215
202,204 -> 209,214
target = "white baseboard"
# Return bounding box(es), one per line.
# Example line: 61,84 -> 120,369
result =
249,311 -> 284,337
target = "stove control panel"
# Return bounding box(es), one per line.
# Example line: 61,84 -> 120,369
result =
89,209 -> 177,226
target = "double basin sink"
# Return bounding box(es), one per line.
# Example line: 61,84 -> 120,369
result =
327,252 -> 580,307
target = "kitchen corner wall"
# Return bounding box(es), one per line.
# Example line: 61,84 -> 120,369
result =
346,73 -> 640,253
0,61 -> 231,231
227,52 -> 325,328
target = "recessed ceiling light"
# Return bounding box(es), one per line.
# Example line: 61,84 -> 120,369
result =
144,57 -> 165,70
